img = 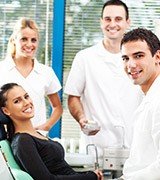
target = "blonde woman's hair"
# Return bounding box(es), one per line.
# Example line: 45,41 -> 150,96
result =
7,17 -> 39,57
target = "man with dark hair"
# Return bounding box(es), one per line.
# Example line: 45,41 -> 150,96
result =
101,0 -> 129,20
121,28 -> 160,179
65,0 -> 142,166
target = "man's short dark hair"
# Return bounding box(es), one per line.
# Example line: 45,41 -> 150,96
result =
101,0 -> 129,20
121,28 -> 160,57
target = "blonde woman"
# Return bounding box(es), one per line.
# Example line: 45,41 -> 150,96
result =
0,17 -> 63,131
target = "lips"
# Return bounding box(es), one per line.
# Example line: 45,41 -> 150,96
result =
23,107 -> 32,113
23,48 -> 33,53
107,28 -> 119,34
128,70 -> 143,79
25,49 -> 32,53
108,29 -> 117,32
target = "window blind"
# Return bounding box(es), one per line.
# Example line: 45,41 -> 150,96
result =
62,0 -> 160,138
0,0 -> 53,65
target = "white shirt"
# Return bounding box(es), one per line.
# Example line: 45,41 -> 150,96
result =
123,75 -> 160,180
0,56 -> 61,127
65,41 -> 142,156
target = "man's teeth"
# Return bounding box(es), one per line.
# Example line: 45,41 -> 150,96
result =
129,70 -> 142,75
130,72 -> 138,75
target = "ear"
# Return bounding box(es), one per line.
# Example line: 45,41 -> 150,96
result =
154,50 -> 160,65
2,107 -> 11,116
100,18 -> 103,29
126,18 -> 131,30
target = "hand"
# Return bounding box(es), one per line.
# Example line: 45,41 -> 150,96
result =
87,129 -> 100,136
79,118 -> 98,135
79,117 -> 88,128
80,119 -> 101,136
94,169 -> 104,180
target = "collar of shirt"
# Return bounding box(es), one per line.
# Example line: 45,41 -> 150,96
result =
137,75 -> 160,113
145,75 -> 160,102
4,55 -> 42,74
95,40 -> 122,66
96,40 -> 121,56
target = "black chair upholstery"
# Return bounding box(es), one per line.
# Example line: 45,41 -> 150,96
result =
0,109 -> 11,124
0,124 -> 7,140
0,109 -> 11,140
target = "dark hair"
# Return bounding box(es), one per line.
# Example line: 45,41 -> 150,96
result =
121,28 -> 160,57
101,0 -> 129,20
0,83 -> 20,141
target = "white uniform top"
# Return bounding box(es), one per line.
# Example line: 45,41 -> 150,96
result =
123,76 -> 160,180
0,56 -> 61,127
65,41 -> 142,156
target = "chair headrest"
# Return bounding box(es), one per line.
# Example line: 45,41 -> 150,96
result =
0,124 -> 7,140
0,109 -> 11,125
0,110 -> 11,140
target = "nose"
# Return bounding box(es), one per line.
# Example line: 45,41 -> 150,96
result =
23,98 -> 30,106
26,40 -> 32,47
127,59 -> 136,68
109,19 -> 116,27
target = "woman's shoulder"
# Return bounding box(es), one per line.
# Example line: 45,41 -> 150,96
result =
12,133 -> 34,146
34,60 -> 56,79
34,59 -> 53,71
11,133 -> 38,159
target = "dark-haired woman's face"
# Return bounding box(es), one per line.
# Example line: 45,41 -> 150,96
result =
2,86 -> 34,121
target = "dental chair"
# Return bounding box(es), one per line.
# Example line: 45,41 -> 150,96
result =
0,110 -> 33,180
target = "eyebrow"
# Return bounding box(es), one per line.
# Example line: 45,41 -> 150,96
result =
122,55 -> 128,58
12,93 -> 28,101
132,51 -> 144,55
122,51 -> 144,58
103,16 -> 123,18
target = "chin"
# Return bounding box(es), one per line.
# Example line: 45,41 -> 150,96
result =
22,53 -> 34,58
132,80 -> 140,85
31,114 -> 34,118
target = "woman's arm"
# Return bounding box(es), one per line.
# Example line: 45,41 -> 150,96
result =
35,93 -> 63,131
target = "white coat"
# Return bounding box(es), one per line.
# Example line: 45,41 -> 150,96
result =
123,75 -> 160,180
0,56 -> 61,127
65,41 -> 142,156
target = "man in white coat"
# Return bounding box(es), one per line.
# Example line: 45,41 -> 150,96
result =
65,0 -> 142,159
121,28 -> 160,180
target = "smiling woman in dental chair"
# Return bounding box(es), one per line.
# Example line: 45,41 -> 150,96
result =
0,83 -> 103,180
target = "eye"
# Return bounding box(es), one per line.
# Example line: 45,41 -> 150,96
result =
21,37 -> 27,42
134,54 -> 144,59
122,56 -> 129,62
115,17 -> 123,22
103,17 -> 111,22
24,94 -> 30,99
14,99 -> 19,104
31,38 -> 37,43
